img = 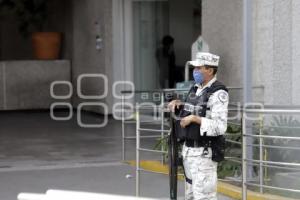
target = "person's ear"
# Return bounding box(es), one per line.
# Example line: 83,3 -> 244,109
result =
209,68 -> 214,76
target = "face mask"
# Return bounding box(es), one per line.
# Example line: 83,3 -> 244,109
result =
193,70 -> 204,84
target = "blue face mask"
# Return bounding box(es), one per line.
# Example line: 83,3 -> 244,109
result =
193,70 -> 204,84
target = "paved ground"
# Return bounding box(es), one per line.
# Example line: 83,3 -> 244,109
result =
0,110 -> 164,166
0,162 -> 234,200
0,162 -> 184,200
0,111 -> 232,200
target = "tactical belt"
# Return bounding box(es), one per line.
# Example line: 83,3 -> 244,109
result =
185,139 -> 210,148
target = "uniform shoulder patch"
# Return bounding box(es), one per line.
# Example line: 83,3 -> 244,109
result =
218,90 -> 228,103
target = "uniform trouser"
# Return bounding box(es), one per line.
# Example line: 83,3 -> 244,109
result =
182,145 -> 218,200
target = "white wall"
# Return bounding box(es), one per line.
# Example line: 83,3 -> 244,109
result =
202,0 -> 300,105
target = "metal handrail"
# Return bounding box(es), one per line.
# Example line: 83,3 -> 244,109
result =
247,161 -> 300,171
122,86 -> 300,199
138,148 -> 167,154
244,158 -> 300,167
124,135 -> 163,139
138,128 -> 170,133
242,107 -> 300,199
262,125 -> 300,129
244,134 -> 300,140
247,143 -> 300,151
135,103 -> 169,196
121,85 -> 264,94
245,182 -> 300,194
244,108 -> 300,114
226,139 -> 242,145
133,105 -> 245,197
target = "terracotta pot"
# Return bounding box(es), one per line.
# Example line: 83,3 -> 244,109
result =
32,32 -> 62,60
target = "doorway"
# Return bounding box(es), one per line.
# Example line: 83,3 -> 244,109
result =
132,0 -> 169,90
112,0 -> 202,90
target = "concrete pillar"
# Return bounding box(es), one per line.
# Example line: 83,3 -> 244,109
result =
253,0 -> 274,104
72,0 -> 113,114
292,0 -> 300,105
203,0 -> 299,105
202,0 -> 243,102
272,0 -> 293,105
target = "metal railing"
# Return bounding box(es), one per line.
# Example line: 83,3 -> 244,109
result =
133,103 -> 244,197
242,106 -> 300,200
121,89 -> 173,163
133,105 -> 300,199
120,86 -> 291,199
135,105 -> 171,196
121,88 -> 192,196
121,85 -> 264,162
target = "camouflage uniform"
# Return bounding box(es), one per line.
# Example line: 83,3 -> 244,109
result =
182,77 -> 229,200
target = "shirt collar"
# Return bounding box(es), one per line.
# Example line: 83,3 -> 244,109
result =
195,76 -> 217,90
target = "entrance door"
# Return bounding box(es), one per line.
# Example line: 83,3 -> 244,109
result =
125,0 -> 169,90
113,0 -> 201,91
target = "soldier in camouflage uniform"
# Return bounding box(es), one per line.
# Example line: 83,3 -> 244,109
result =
169,52 -> 229,200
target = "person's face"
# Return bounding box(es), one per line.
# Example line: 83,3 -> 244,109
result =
194,66 -> 214,83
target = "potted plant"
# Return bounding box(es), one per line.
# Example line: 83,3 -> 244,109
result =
0,0 -> 62,60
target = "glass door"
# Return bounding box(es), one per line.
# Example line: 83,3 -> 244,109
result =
131,0 -> 169,90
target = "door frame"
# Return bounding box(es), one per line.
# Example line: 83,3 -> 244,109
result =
112,0 -> 133,87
